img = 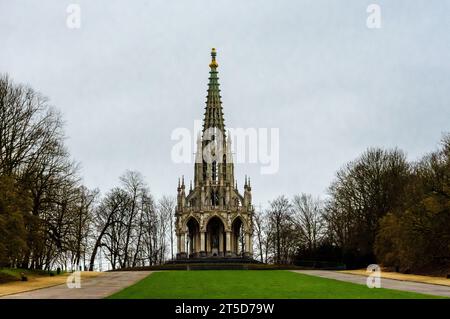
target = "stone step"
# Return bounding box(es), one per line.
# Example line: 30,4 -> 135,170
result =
167,257 -> 262,264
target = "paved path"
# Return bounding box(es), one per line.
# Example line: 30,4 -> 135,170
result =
292,270 -> 450,298
1,271 -> 152,299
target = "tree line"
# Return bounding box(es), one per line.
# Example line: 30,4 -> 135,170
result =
1,74 -> 448,274
88,173 -> 175,270
0,75 -> 175,271
254,138 -> 450,273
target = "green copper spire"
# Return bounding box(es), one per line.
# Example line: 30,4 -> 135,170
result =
202,48 -> 225,133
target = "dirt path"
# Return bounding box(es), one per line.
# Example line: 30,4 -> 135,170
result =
292,270 -> 450,298
0,271 -> 152,299
0,272 -> 101,297
339,269 -> 450,287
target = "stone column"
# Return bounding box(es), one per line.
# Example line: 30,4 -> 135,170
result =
196,232 -> 201,256
181,233 -> 186,252
244,232 -> 250,258
179,233 -> 187,259
219,230 -> 224,256
176,234 -> 180,259
225,231 -> 231,257
200,231 -> 206,257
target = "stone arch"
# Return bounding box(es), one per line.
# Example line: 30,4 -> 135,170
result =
185,216 -> 200,257
203,213 -> 227,232
206,216 -> 226,256
231,214 -> 248,232
183,214 -> 200,231
231,215 -> 246,256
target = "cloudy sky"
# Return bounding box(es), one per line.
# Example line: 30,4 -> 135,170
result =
1,0 -> 449,207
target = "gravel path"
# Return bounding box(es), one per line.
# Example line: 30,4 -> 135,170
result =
0,271 -> 152,299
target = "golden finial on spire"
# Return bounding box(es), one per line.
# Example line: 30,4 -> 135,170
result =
209,48 -> 218,68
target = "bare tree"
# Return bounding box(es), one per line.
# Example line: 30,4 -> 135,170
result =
292,194 -> 325,251
267,196 -> 292,264
119,170 -> 147,268
142,195 -> 158,265
253,208 -> 267,263
0,74 -> 64,177
158,196 -> 176,261
89,187 -> 127,270
71,186 -> 98,269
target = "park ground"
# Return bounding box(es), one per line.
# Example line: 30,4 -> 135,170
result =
0,268 -> 101,297
1,269 -> 449,299
108,270 -> 448,299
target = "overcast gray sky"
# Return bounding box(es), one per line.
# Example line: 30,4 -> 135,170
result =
1,0 -> 449,207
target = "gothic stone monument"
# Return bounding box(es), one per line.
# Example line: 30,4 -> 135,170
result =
175,48 -> 254,260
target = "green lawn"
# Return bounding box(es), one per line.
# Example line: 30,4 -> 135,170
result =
108,270 -> 442,299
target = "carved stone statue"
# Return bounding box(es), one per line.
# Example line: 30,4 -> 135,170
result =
212,234 -> 219,248
200,213 -> 204,228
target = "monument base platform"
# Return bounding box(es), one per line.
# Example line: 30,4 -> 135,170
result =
167,256 -> 261,265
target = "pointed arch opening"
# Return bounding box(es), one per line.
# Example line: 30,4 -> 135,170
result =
206,216 -> 226,257
186,217 -> 200,258
232,217 -> 245,256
